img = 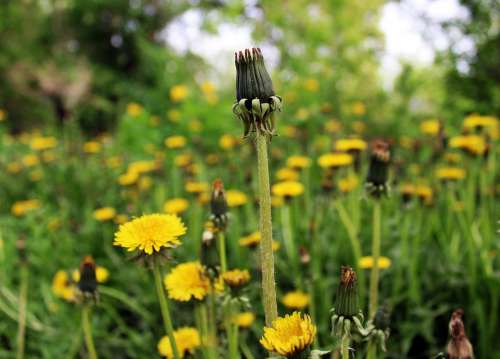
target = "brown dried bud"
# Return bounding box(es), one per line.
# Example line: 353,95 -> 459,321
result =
78,256 -> 97,296
447,309 -> 474,359
210,179 -> 228,230
366,140 -> 391,198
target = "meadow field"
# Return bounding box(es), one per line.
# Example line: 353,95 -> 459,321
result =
0,1 -> 498,359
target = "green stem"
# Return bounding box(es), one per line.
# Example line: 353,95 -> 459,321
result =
341,334 -> 350,358
153,259 -> 180,359
369,201 -> 381,318
366,340 -> 377,359
218,231 -> 228,273
16,265 -> 28,359
281,204 -> 301,288
256,134 -> 278,326
81,305 -> 98,359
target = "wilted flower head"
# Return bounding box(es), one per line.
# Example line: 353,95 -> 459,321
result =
446,309 -> 474,359
233,48 -> 282,137
210,179 -> 229,230
78,256 -> 98,299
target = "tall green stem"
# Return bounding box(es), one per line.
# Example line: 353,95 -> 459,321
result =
218,231 -> 227,273
153,259 -> 180,359
16,265 -> 28,359
256,134 -> 278,326
369,201 -> 381,318
341,334 -> 350,358
81,305 -> 98,359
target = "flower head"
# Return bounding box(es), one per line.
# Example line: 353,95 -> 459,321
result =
335,266 -> 359,317
210,179 -> 229,230
52,270 -> 77,302
77,256 -> 98,298
318,153 -> 353,169
165,136 -> 187,149
233,312 -> 255,328
335,138 -> 367,152
359,256 -> 392,269
11,199 -> 40,217
272,181 -> 304,199
164,198 -> 189,215
260,312 -> 316,357
158,327 -> 201,358
436,167 -> 466,181
113,214 -> 186,255
164,262 -> 210,302
93,207 -> 116,221
282,291 -> 310,310
170,84 -> 189,102
222,269 -> 251,289
365,140 -> 390,198
286,155 -> 311,170
420,119 -> 441,136
226,189 -> 248,207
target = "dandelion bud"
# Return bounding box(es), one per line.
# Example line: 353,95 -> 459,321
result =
78,256 -> 98,298
365,140 -> 391,198
233,48 -> 282,137
299,246 -> 311,265
201,222 -> 219,276
335,266 -> 359,317
447,309 -> 474,359
210,179 -> 228,230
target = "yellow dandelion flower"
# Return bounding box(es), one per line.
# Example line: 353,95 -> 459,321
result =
174,153 -> 192,168
352,101 -> 366,116
436,167 -> 466,181
444,152 -> 461,163
271,195 -> 285,208
222,269 -> 251,288
158,327 -> 201,359
167,109 -> 181,122
165,135 -> 187,149
304,78 -> 319,92
114,214 -> 129,225
128,160 -> 158,175
138,176 -> 153,192
93,207 -> 116,221
7,162 -> 23,174
283,125 -> 298,138
335,138 -> 367,152
200,81 -> 216,95
420,119 -> 441,136
272,181 -> 304,198
295,108 -> 310,121
72,266 -> 110,283
11,199 -> 40,217
83,141 -> 101,154
415,185 -> 433,205
226,190 -> 248,207
282,291 -> 310,310
126,102 -> 143,117
113,214 -> 186,255
52,270 -> 77,302
359,256 -> 392,269
449,135 -> 487,155
318,153 -> 353,169
170,84 -> 189,102
352,120 -> 366,134
22,154 -> 39,167
219,134 -> 237,150
286,155 -> 311,169
233,312 -> 255,328
30,136 -> 58,151
29,169 -> 43,182
185,181 -> 209,194
239,232 -> 280,251
164,262 -> 210,301
260,312 -> 316,357
276,168 -> 299,181
325,119 -> 342,133
338,175 -> 359,193
164,198 -> 189,215
118,171 -> 139,186
463,114 -> 497,130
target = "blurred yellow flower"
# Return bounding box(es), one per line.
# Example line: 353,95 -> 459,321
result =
318,153 -> 353,169
449,135 -> 487,156
189,119 -> 202,132
164,262 -> 210,301
165,135 -> 187,149
233,312 -> 255,328
0,109 -> 6,122
359,256 -> 392,269
295,108 -> 310,121
42,151 -> 56,163
157,327 -> 200,359
128,160 -> 158,174
126,102 -> 143,117
335,138 -> 367,152
282,291 -> 310,310
226,190 -> 248,207
444,153 -> 461,163
93,207 -> 116,221
149,115 -> 160,127
415,185 -> 433,205
114,214 -> 129,225
22,154 -> 39,167
271,195 -> 285,208
276,168 -> 300,181
260,312 -> 316,357
113,214 -> 186,255
283,125 -> 299,138
272,181 -> 304,198
239,232 -> 280,251
200,81 -> 216,95
11,199 -> 40,216
83,141 -> 101,154
325,119 -> 342,133
30,136 -> 58,151
420,119 -> 441,136
29,169 -> 43,182
219,134 -> 237,150
164,198 -> 189,215
185,181 -> 209,194
222,269 -> 251,288
286,155 -> 311,169
352,101 -> 366,116
436,167 -> 466,181
174,153 -> 192,168
463,114 -> 497,130
304,78 -> 319,92
118,171 -> 139,186
138,176 -> 153,192
52,271 -> 77,302
7,162 -> 23,174
352,120 -> 366,134
106,156 -> 122,169
170,84 -> 189,102
167,109 -> 181,122
338,175 -> 359,193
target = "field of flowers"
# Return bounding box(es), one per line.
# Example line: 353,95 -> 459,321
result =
0,2 -> 499,359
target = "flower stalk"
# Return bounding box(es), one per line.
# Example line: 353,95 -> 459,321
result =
369,201 -> 382,319
153,259 -> 180,359
16,239 -> 28,359
81,304 -> 98,359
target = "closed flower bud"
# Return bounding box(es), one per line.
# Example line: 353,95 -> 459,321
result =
233,48 -> 282,137
78,256 -> 98,299
210,179 -> 228,230
365,140 -> 391,198
335,266 -> 359,317
200,222 -> 220,276
447,309 -> 474,359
